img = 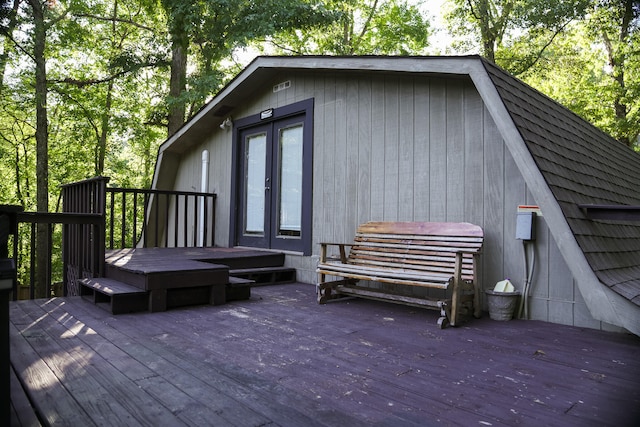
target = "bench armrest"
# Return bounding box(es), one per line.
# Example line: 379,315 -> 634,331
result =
319,242 -> 353,263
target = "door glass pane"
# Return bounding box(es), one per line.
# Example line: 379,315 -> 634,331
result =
277,124 -> 303,237
244,132 -> 266,235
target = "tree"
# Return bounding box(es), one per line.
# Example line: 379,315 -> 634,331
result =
267,0 -> 432,55
0,0 -> 168,293
154,0 -> 337,136
520,0 -> 639,149
27,0 -> 49,297
589,0 -> 639,147
48,0 -> 167,179
0,0 -> 20,90
446,0 -> 590,73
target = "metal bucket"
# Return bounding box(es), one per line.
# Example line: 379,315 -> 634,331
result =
485,290 -> 520,321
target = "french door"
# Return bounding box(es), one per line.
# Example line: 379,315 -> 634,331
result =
233,100 -> 312,254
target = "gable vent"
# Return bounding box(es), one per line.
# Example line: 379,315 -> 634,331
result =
273,81 -> 291,93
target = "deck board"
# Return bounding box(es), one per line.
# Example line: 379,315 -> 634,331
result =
9,283 -> 640,426
10,364 -> 41,427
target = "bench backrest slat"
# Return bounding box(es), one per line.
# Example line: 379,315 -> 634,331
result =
346,221 -> 483,280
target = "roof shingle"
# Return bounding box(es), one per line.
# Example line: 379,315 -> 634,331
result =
484,61 -> 640,307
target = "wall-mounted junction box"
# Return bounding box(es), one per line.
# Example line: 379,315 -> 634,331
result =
516,211 -> 536,241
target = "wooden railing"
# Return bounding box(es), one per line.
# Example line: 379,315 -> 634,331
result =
6,177 -> 216,299
105,187 -> 216,249
18,212 -> 104,298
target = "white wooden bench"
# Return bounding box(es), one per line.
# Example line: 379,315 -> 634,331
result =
316,221 -> 483,328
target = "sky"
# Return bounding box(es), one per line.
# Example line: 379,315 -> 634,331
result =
418,0 -> 452,51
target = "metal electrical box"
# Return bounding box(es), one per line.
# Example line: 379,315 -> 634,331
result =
516,211 -> 536,241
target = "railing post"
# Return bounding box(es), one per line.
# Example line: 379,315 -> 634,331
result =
1,204 -> 22,425
0,259 -> 13,426
61,177 -> 109,296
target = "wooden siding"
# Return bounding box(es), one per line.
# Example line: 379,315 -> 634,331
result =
169,70 -> 605,330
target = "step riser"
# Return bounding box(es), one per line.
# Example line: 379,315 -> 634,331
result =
230,268 -> 296,286
200,253 -> 285,270
105,264 -> 228,290
104,265 -> 146,289
81,280 -> 246,315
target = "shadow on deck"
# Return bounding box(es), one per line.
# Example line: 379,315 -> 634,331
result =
9,283 -> 640,426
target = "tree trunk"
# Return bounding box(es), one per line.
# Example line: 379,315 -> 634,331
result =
476,0 -> 496,63
96,0 -> 119,175
602,0 -> 634,147
96,80 -> 113,175
0,0 -> 20,91
29,0 -> 49,298
167,40 -> 187,137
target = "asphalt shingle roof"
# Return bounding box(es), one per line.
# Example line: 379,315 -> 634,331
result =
483,61 -> 640,306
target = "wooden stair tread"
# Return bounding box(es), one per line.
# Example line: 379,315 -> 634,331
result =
80,278 -> 146,295
229,266 -> 296,286
228,276 -> 254,286
229,266 -> 295,274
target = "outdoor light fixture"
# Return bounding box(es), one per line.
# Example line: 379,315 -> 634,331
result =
219,117 -> 233,130
260,108 -> 273,120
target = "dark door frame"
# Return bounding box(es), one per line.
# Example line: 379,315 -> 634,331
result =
230,98 -> 314,255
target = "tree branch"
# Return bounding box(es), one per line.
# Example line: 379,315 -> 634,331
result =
264,38 -> 306,55
0,28 -> 36,62
466,0 -> 480,20
357,0 -> 380,42
73,13 -> 156,33
512,19 -> 572,76
48,59 -> 168,87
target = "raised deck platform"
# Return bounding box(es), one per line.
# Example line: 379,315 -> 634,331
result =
79,247 -> 295,314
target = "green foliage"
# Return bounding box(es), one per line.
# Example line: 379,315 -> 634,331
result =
268,0 -> 431,55
447,0 -> 590,66
156,0 -> 338,125
445,0 -> 638,149
0,0 -> 637,217
517,0 -> 639,148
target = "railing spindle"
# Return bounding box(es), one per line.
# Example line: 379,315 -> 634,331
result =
121,191 -> 126,248
133,191 -> 138,248
29,223 -> 35,300
174,194 -> 179,247
47,223 -> 52,297
109,192 -> 115,249
143,192 -> 149,247
183,195 -> 188,247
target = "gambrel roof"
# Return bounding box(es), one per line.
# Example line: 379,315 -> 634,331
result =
153,55 -> 640,335
484,61 -> 640,308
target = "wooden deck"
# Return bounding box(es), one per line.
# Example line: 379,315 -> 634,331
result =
9,283 -> 640,426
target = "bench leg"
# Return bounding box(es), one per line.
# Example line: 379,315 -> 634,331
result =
437,301 -> 450,329
317,279 -> 358,304
472,280 -> 482,318
472,253 -> 482,318
317,282 -> 330,304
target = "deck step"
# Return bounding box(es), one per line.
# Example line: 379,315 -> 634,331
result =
229,267 -> 296,286
208,251 -> 286,270
10,365 -> 42,427
226,276 -> 254,301
89,248 -> 291,313
79,278 -> 149,314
